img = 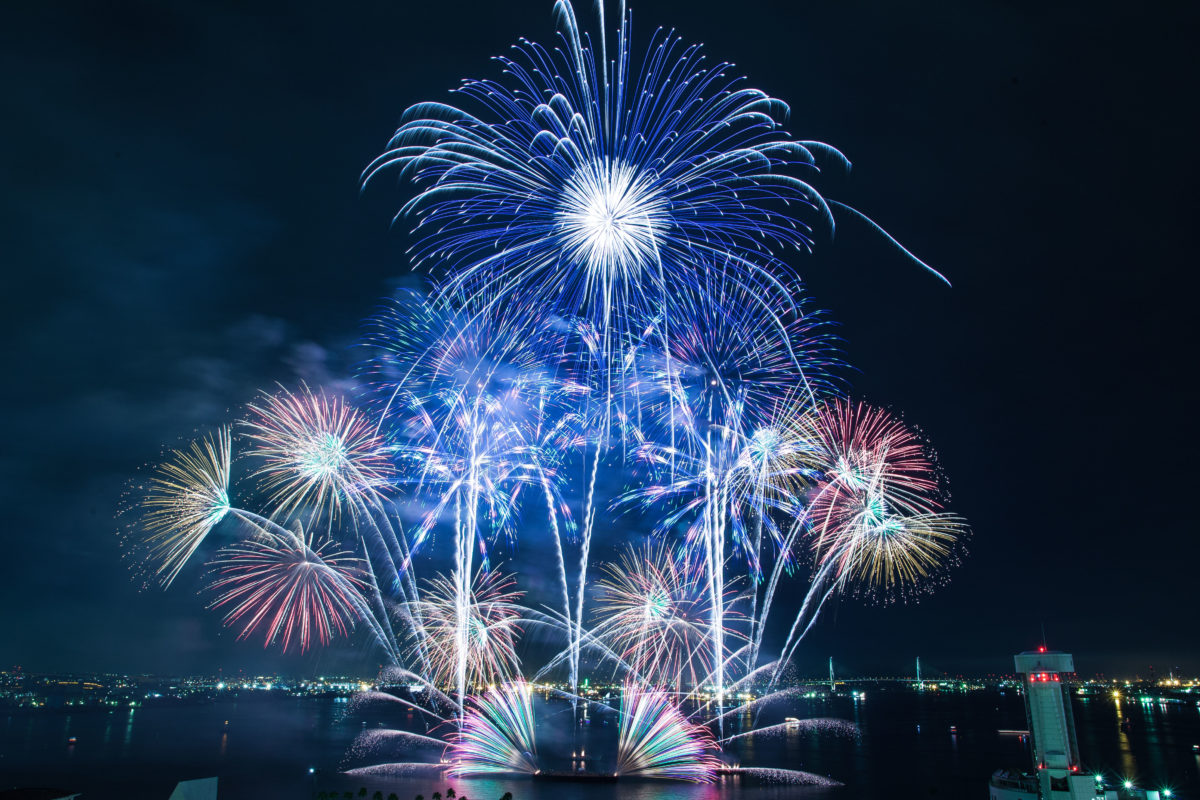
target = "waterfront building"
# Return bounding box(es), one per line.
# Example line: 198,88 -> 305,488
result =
991,649 -> 1169,800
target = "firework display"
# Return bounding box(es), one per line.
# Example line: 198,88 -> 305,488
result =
136,426 -> 232,587
616,683 -> 721,781
592,543 -> 727,688
207,526 -> 369,653
243,386 -> 394,522
448,682 -> 539,776
120,0 -> 968,785
409,568 -> 525,691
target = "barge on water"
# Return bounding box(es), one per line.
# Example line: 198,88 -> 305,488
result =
532,770 -> 618,782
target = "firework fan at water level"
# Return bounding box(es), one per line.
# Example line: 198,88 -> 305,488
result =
448,681 -> 538,776
242,385 -> 393,522
407,567 -> 525,691
803,399 -> 967,594
617,683 -> 721,782
207,527 -> 369,653
134,427 -> 232,587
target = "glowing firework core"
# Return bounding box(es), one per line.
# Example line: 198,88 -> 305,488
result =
297,431 -> 349,481
558,160 -> 667,279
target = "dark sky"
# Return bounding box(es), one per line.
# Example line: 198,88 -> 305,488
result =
1,0 -> 1196,680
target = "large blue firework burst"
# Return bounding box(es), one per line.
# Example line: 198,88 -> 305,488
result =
364,0 -> 880,340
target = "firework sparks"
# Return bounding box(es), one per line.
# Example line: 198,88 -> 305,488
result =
616,683 -> 721,782
448,681 -> 539,776
363,1 -> 855,346
804,399 -> 966,593
409,567 -> 525,691
832,510 -> 966,592
242,385 -> 393,521
138,427 -> 232,587
593,543 -> 741,688
207,526 -> 368,652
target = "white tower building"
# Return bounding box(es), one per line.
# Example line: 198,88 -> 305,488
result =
1013,649 -> 1094,800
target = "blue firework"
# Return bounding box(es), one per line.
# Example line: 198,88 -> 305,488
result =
363,0 -> 869,342
357,289 -> 583,557
619,266 -> 843,444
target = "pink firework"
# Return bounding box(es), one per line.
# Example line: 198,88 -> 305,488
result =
207,528 -> 368,652
242,385 -> 393,520
803,399 -> 963,590
593,543 -> 744,688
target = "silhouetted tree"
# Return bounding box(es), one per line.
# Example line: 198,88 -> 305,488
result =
446,790 -> 456,799
373,792 -> 383,800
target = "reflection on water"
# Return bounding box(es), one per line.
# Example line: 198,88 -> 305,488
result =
122,708 -> 134,757
0,691 -> 1196,800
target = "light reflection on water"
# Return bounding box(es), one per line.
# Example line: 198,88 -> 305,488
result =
0,691 -> 1196,800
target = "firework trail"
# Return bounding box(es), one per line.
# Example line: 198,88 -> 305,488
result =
343,763 -> 446,778
348,689 -> 451,724
720,718 -> 859,743
625,273 -> 841,438
448,681 -> 539,776
363,289 -> 583,714
392,384 -> 536,714
136,427 -> 232,587
206,525 -> 370,653
731,767 -> 842,787
705,685 -> 806,726
620,283 -> 834,733
616,683 -> 721,782
524,605 -> 638,684
347,728 -> 448,762
407,567 -> 525,691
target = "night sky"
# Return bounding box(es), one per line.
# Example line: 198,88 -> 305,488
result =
2,0 -> 1196,680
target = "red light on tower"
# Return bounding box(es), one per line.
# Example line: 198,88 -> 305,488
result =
1038,646 -> 1046,653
